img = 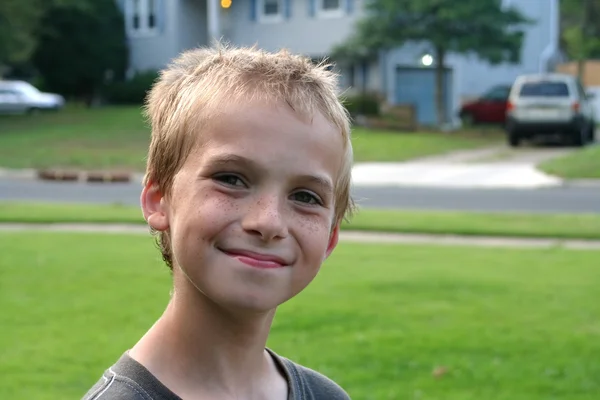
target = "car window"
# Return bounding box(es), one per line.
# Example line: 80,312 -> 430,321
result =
15,83 -> 39,95
519,81 -> 570,97
483,87 -> 510,101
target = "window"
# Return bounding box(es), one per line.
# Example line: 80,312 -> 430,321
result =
318,0 -> 344,17
148,0 -> 156,29
482,86 -> 511,101
126,0 -> 159,37
519,81 -> 570,97
322,0 -> 340,10
258,0 -> 282,22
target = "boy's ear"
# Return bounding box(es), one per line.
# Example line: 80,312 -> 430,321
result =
324,223 -> 340,260
141,181 -> 170,231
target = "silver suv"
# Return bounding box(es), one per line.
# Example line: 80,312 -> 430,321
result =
505,73 -> 595,147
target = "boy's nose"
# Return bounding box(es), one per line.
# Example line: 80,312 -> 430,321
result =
241,194 -> 288,241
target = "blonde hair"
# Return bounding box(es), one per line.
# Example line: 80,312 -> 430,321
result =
143,44 -> 355,269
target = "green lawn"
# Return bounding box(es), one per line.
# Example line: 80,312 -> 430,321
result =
538,145 -> 600,179
3,202 -> 600,240
0,106 -> 500,170
0,105 -> 150,171
351,129 -> 500,162
1,232 -> 598,399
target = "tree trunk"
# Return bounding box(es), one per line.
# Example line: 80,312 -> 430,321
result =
578,58 -> 586,83
434,46 -> 446,127
578,0 -> 591,83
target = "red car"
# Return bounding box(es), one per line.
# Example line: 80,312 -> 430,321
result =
459,85 -> 512,126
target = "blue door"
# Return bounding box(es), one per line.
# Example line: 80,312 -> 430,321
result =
395,67 -> 453,125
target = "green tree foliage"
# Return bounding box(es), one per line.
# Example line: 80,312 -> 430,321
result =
0,0 -> 44,68
32,0 -> 128,104
335,0 -> 531,125
560,0 -> 600,79
0,0 -> 88,73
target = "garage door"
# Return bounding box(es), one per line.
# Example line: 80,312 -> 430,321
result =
395,67 -> 453,125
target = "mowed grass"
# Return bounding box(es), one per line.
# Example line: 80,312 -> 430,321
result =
0,106 -> 500,170
539,145 -> 600,179
1,232 -> 599,399
3,201 -> 600,240
0,106 -> 150,171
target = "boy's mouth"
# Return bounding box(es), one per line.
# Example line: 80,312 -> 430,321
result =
218,248 -> 289,269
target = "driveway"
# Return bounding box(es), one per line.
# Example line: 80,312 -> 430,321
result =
352,142 -> 589,189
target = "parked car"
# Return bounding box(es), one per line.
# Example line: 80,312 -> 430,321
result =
0,80 -> 65,114
505,73 -> 595,147
459,85 -> 512,126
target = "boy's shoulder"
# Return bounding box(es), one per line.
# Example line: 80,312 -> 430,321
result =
82,353 -> 180,400
83,351 -> 350,400
269,349 -> 351,400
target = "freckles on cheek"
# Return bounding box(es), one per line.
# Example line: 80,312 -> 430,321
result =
296,215 -> 332,247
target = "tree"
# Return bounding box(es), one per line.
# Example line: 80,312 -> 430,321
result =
0,0 -> 90,75
560,0 -> 600,80
0,0 -> 44,71
32,0 -> 128,105
335,0 -> 531,126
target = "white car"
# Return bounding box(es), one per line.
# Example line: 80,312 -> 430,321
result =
0,80 -> 65,114
505,73 -> 595,147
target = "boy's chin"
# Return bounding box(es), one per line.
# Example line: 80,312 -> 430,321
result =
211,290 -> 292,316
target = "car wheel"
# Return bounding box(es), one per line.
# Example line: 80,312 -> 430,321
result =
508,131 -> 520,147
588,122 -> 596,143
460,113 -> 475,127
571,126 -> 587,147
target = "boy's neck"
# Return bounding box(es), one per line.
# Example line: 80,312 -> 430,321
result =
128,284 -> 286,399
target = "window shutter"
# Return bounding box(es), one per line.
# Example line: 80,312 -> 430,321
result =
346,0 -> 355,14
155,0 -> 166,33
308,0 -> 316,17
250,0 -> 257,21
284,0 -> 292,19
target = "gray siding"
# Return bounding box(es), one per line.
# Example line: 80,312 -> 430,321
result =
223,0 -> 363,57
178,0 -> 209,53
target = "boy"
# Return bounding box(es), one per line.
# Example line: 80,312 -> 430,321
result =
83,44 -> 355,399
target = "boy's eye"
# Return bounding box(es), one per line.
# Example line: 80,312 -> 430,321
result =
291,191 -> 322,205
214,174 -> 246,187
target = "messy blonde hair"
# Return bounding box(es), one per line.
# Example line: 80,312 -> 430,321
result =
143,43 -> 355,269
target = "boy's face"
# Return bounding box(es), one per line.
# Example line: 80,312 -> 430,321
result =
142,99 -> 344,312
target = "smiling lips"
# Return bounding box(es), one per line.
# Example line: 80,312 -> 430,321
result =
221,249 -> 288,269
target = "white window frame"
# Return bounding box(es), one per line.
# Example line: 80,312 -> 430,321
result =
125,0 -> 159,38
258,0 -> 283,23
317,0 -> 345,18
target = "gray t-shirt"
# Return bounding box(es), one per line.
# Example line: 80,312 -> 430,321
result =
82,349 -> 350,400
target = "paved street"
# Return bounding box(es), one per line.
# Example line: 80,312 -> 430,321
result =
1,143 -> 598,213
1,177 -> 599,213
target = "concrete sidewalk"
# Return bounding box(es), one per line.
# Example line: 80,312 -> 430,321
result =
3,223 -> 600,250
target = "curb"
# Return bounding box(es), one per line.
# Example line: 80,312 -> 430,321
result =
0,168 -> 144,184
36,169 -> 134,183
561,179 -> 600,188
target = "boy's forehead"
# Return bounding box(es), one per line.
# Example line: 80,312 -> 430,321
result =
184,100 -> 344,175
197,97 -> 341,143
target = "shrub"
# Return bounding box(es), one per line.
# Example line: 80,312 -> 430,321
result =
342,93 -> 381,117
105,70 -> 159,105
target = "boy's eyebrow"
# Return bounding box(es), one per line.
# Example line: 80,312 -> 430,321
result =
207,154 -> 334,194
